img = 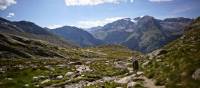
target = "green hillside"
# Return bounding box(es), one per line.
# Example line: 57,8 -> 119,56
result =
143,17 -> 200,88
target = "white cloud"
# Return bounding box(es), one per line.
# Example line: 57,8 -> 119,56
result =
64,0 -> 134,6
7,12 -> 15,18
149,0 -> 173,2
47,24 -> 63,29
0,0 -> 16,10
77,17 -> 125,28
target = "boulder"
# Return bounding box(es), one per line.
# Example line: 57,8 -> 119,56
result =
192,68 -> 200,80
148,49 -> 167,59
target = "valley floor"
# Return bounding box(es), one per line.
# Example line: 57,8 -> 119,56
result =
0,58 -> 164,88
0,46 -> 165,88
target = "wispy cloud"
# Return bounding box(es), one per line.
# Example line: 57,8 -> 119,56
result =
0,0 -> 16,10
77,17 -> 125,28
47,24 -> 64,29
64,0 -> 134,6
7,12 -> 15,18
172,7 -> 193,15
171,4 -> 195,15
149,0 -> 173,2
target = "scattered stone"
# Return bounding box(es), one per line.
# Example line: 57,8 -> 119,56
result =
142,61 -> 149,67
35,85 -> 40,87
103,77 -> 116,81
41,79 -> 50,84
85,61 -> 91,64
115,74 -> 136,84
44,65 -> 55,71
33,75 -> 46,82
156,59 -> 162,62
65,72 -> 74,77
56,75 -> 63,79
115,61 -> 126,69
30,64 -> 38,68
137,71 -> 144,76
76,65 -> 92,73
192,68 -> 200,80
38,75 -> 46,79
65,81 -> 84,88
57,64 -> 66,68
127,82 -> 137,88
24,84 -> 29,87
69,62 -> 82,65
181,72 -> 187,77
14,64 -> 25,70
0,67 -> 5,73
6,78 -> 13,81
116,87 -> 123,88
190,49 -> 197,52
33,76 -> 39,81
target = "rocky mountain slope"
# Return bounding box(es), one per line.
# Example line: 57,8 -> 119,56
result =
0,33 -> 67,59
143,17 -> 200,88
90,16 -> 192,53
0,17 -> 74,48
50,26 -> 104,47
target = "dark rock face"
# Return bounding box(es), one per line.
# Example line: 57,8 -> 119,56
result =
50,26 -> 104,47
90,15 -> 192,53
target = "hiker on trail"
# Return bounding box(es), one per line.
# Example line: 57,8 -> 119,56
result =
132,57 -> 139,74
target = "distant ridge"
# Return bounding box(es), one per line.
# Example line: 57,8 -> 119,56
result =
50,26 -> 104,47
0,17 -> 75,48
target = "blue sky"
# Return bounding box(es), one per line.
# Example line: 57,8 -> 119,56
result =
0,0 -> 200,29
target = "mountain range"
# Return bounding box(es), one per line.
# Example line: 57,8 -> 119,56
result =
89,16 -> 192,53
0,16 -> 193,53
